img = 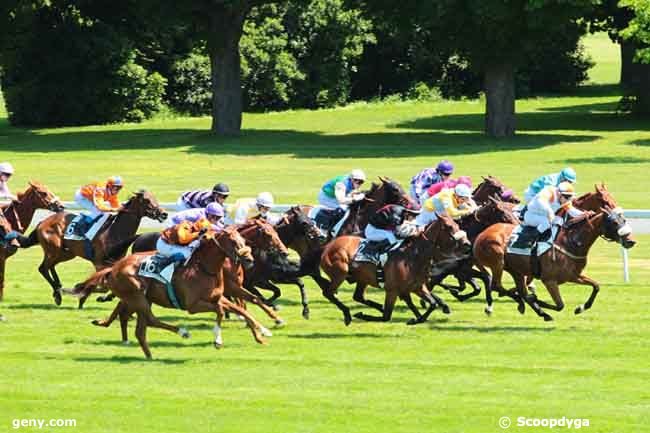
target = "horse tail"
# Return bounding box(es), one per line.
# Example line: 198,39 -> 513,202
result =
16,226 -> 40,248
62,268 -> 113,298
105,235 -> 140,263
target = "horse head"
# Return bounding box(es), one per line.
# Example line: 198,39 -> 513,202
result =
216,226 -> 254,269
123,190 -> 168,222
473,175 -> 520,204
240,219 -> 289,257
284,206 -> 322,243
23,181 -> 65,212
479,196 -> 520,225
601,207 -> 636,249
423,214 -> 471,257
573,183 -> 619,213
368,176 -> 416,208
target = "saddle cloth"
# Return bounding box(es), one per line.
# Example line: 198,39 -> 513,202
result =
138,254 -> 182,309
507,224 -> 558,256
64,214 -> 93,241
353,239 -> 402,267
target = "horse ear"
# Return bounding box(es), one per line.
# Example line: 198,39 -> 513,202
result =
488,196 -> 499,205
378,176 -> 387,183
481,176 -> 487,181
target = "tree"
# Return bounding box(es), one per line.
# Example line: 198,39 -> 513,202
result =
620,0 -> 650,114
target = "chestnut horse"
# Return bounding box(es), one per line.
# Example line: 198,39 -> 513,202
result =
427,197 -> 520,302
320,214 -> 471,325
474,208 -> 635,321
123,219 -> 289,326
0,181 -> 64,300
23,190 -> 167,307
65,227 -> 266,359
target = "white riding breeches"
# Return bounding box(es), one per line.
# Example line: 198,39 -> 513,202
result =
364,224 -> 397,244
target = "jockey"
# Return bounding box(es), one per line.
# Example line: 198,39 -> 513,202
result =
168,202 -> 225,232
365,203 -> 422,246
421,175 -> 472,203
74,176 -> 124,239
417,184 -> 477,226
524,167 -> 577,203
410,160 -> 454,204
317,169 -> 366,210
523,182 -> 583,239
227,192 -> 281,225
176,183 -> 230,210
0,162 -> 17,201
157,217 -> 212,266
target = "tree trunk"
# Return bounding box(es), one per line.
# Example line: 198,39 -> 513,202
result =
484,62 -> 516,138
633,62 -> 650,115
206,5 -> 248,136
620,39 -> 635,89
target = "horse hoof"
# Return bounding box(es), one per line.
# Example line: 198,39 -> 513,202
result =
53,292 -> 62,306
122,340 -> 131,346
260,326 -> 273,337
344,315 -> 353,326
274,319 -> 286,327
543,315 -> 554,322
0,314 -> 6,322
441,305 -> 451,315
406,319 -> 418,326
178,328 -> 191,339
484,306 -> 493,316
213,340 -> 223,349
574,305 -> 585,315
271,304 -> 281,311
91,319 -> 101,327
302,309 -> 310,320
517,303 -> 525,315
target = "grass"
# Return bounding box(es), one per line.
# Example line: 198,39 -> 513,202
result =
0,33 -> 649,433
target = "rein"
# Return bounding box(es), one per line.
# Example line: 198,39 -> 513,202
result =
552,244 -> 587,261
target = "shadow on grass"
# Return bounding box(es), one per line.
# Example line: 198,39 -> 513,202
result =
287,331 -> 411,339
76,338 -> 211,348
426,324 -> 555,332
5,303 -> 103,311
550,156 -> 650,164
628,138 -> 650,146
73,355 -> 188,364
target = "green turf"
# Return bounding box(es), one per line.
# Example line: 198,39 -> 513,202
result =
583,32 -> 621,85
1,33 -> 649,433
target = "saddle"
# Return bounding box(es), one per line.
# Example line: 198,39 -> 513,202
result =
507,225 -> 559,278
352,239 -> 399,288
310,207 -> 346,237
138,254 -> 183,309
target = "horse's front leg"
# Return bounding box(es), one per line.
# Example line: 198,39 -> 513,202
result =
570,274 -> 600,314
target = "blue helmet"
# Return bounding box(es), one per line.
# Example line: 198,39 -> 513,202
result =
436,160 -> 454,175
560,167 -> 577,183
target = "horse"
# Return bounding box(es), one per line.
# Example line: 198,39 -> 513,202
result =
22,190 -> 167,307
123,219 -> 290,326
427,197 -> 520,302
473,208 -> 635,321
65,227 -> 266,359
472,175 -> 521,205
0,181 -> 64,300
319,214 -> 471,325
303,176 -> 417,238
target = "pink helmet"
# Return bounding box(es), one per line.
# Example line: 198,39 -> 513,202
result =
457,176 -> 472,187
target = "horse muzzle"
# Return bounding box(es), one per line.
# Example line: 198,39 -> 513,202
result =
49,202 -> 65,212
156,212 -> 169,222
621,236 -> 636,249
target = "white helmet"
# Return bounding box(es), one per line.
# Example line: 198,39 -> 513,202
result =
256,192 -> 274,208
454,184 -> 472,198
350,169 -> 366,182
0,162 -> 15,175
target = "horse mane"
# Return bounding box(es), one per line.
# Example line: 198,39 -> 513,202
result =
565,211 -> 596,228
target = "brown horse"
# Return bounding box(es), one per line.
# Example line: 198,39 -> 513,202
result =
472,176 -> 521,205
65,227 -> 265,358
23,190 -> 167,307
474,208 -> 635,321
0,182 -> 64,300
427,197 -> 520,302
319,214 -> 471,325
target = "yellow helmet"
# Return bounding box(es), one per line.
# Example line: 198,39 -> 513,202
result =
558,181 -> 575,196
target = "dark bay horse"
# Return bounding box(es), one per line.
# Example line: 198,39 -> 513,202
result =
23,190 -> 167,307
0,182 -> 64,300
319,214 -> 471,325
65,227 -> 265,358
427,197 -> 520,302
474,209 -> 635,321
472,176 -> 521,205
